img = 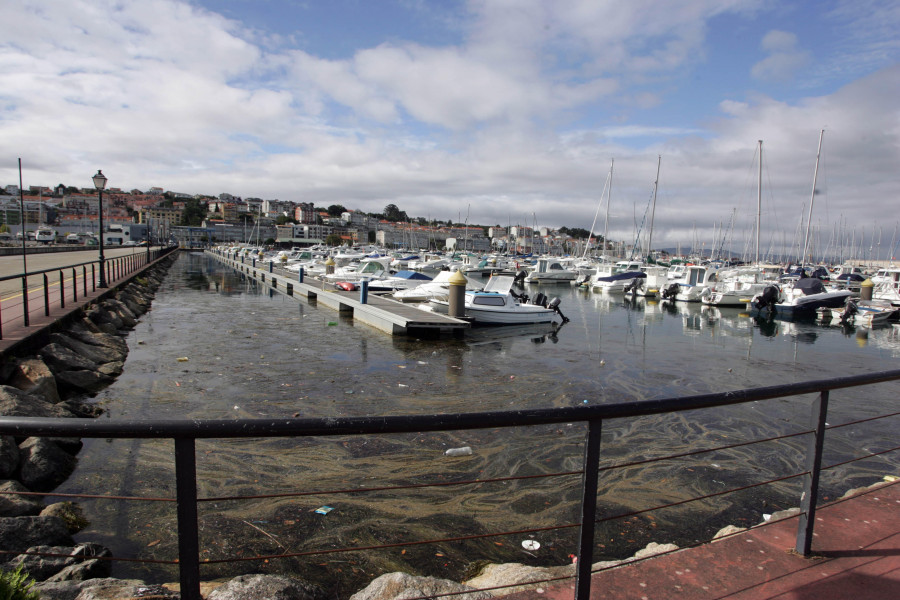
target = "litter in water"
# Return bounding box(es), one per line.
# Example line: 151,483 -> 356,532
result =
314,506 -> 334,515
521,540 -> 540,551
445,446 -> 473,457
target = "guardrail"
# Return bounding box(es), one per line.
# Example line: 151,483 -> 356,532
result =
0,246 -> 175,339
1,369 -> 899,600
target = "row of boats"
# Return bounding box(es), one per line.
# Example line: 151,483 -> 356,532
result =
222,245 -> 900,328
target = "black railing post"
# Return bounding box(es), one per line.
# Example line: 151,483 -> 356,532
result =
21,276 -> 30,327
174,437 -> 202,600
575,419 -> 603,600
59,271 -> 65,309
83,266 -> 88,297
43,273 -> 50,316
91,264 -> 96,291
72,268 -> 77,302
796,390 -> 829,556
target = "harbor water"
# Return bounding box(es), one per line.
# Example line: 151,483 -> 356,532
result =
57,252 -> 900,596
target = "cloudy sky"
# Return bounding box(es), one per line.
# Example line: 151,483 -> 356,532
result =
2,0 -> 899,257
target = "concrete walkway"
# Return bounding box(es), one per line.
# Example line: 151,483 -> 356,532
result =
508,480 -> 899,600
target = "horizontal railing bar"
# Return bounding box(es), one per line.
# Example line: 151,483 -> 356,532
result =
0,259 -> 104,282
825,410 -> 900,430
2,370 -> 899,439
821,444 -> 900,471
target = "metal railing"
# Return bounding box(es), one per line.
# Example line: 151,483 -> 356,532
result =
1,369 -> 899,600
0,247 -> 175,339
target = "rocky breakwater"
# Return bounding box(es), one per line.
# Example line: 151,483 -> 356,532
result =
0,256 -> 176,588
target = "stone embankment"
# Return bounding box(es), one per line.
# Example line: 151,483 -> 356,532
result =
0,255 -> 177,589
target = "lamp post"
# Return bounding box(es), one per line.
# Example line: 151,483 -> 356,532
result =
93,170 -> 107,288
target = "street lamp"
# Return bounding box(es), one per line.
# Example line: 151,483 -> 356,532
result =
92,170 -> 107,287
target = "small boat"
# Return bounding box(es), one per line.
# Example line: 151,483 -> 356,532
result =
428,275 -> 568,325
590,260 -> 644,292
823,299 -> 899,327
660,264 -> 720,302
392,270 -> 484,303
523,257 -> 579,283
750,278 -> 853,317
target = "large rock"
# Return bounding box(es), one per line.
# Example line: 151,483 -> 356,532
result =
101,299 -> 137,328
208,574 -> 325,600
34,578 -> 166,600
0,516 -> 73,554
40,502 -> 89,533
8,357 -> 61,404
0,435 -> 20,478
466,563 -> 569,596
10,542 -> 111,582
18,437 -> 78,492
0,386 -> 76,418
86,305 -> 123,333
350,573 -> 493,600
67,320 -> 129,359
39,343 -> 101,374
0,480 -> 43,517
53,369 -> 115,395
47,333 -> 124,368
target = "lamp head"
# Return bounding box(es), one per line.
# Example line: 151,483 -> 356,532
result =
92,170 -> 108,191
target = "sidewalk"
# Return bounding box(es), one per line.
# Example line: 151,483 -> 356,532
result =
513,480 -> 899,599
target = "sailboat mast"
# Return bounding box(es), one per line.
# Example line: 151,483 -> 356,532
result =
604,159 -> 613,258
801,129 -> 824,267
756,140 -> 762,266
646,155 -> 661,263
584,160 -> 613,259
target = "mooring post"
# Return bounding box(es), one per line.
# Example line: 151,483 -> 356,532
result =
360,279 -> 369,304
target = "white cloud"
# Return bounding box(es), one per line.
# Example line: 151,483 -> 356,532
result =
751,30 -> 812,83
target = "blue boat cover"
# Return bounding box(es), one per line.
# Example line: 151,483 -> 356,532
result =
595,271 -> 646,283
394,270 -> 432,280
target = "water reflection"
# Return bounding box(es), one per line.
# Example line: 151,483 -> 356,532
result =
56,254 -> 900,595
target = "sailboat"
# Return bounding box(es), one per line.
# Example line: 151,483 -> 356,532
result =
704,140 -> 782,306
750,131 -> 852,317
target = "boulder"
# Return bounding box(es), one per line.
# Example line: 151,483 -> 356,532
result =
350,572 -> 493,600
0,386 -> 76,418
39,343 -> 101,374
10,542 -> 111,582
0,516 -> 73,554
632,542 -> 679,560
0,435 -> 20,478
101,299 -> 137,328
466,563 -> 562,596
86,306 -> 123,333
0,480 -> 43,517
96,361 -> 125,378
18,437 -> 78,492
67,320 -> 128,359
47,333 -> 124,367
8,357 -> 61,404
53,369 -> 115,395
40,502 -> 89,533
713,524 -> 747,539
208,574 -> 325,600
56,400 -> 103,418
34,578 -> 163,600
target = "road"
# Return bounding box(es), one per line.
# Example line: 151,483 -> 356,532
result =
0,246 -> 158,300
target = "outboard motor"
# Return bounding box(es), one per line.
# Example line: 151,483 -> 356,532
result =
753,285 -> 780,313
514,269 -> 528,283
532,292 -> 548,307
548,297 -> 569,323
840,299 -> 858,325
661,283 -> 680,300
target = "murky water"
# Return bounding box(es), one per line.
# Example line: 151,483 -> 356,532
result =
57,252 -> 900,596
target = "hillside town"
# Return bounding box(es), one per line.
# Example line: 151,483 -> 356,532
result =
0,183 -> 622,256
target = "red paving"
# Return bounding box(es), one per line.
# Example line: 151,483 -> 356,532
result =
510,480 -> 900,600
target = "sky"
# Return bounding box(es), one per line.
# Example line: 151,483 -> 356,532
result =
2,0 -> 899,258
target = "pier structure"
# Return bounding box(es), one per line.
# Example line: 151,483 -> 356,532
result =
208,249 -> 470,336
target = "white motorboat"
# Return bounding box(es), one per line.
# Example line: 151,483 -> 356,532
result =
392,270 -> 484,303
523,257 -> 579,283
750,278 -> 853,317
822,299 -> 899,327
428,275 -> 568,325
660,264 -> 720,302
625,265 -> 668,298
590,260 -> 644,292
702,264 -> 783,307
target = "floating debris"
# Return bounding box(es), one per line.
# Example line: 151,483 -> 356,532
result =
521,540 -> 540,551
314,506 -> 334,515
445,446 -> 472,457
176,357 -> 189,362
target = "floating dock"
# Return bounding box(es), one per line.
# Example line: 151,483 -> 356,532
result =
209,251 -> 470,336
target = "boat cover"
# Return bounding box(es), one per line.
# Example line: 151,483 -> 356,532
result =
595,271 -> 647,282
794,278 -> 827,295
393,270 -> 433,280
836,273 -> 865,282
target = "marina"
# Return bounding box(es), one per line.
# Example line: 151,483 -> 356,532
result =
37,251 -> 899,597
